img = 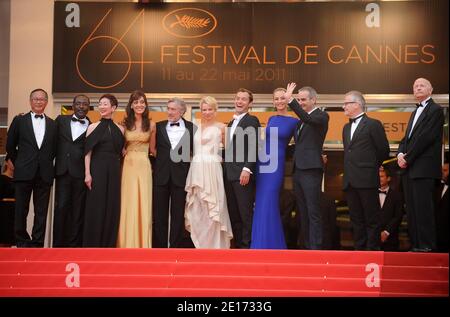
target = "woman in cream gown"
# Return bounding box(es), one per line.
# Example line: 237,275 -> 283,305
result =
185,96 -> 233,249
117,90 -> 156,248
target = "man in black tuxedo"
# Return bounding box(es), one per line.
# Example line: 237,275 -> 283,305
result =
153,98 -> 195,248
397,78 -> 444,252
284,83 -> 329,250
224,88 -> 261,248
378,168 -> 404,251
435,159 -> 448,253
53,95 -> 90,247
342,91 -> 390,251
6,88 -> 57,247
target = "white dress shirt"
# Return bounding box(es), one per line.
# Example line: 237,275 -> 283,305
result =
166,119 -> 186,149
229,112 -> 253,174
408,96 -> 430,138
229,112 -> 247,141
379,186 -> 389,209
31,112 -> 46,149
71,115 -> 89,141
350,113 -> 365,140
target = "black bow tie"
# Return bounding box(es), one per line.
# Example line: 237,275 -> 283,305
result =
170,122 -> 180,127
71,117 -> 86,124
349,115 -> 363,124
378,190 -> 388,195
34,114 -> 44,119
416,99 -> 430,108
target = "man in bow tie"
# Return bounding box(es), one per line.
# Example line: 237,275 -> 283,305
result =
224,88 -> 261,248
342,90 -> 389,251
53,94 -> 90,247
153,98 -> 196,248
378,168 -> 404,251
6,88 -> 57,247
398,78 -> 444,252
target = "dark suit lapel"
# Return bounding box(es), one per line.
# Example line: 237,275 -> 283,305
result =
343,123 -> 351,147
226,119 -> 234,147
405,110 -> 416,139
408,100 -> 432,139
237,113 -> 249,129
25,113 -> 39,149
159,120 -> 171,146
64,116 -> 74,141
381,191 -> 391,213
40,116 -> 52,148
295,121 -> 302,142
349,115 -> 367,147
232,113 -> 249,143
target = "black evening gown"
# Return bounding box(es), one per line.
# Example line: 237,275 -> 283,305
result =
83,119 -> 124,247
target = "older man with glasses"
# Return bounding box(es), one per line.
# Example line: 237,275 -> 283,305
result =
341,91 -> 389,251
6,88 -> 57,247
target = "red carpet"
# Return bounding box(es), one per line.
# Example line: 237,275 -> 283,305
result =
0,248 -> 447,297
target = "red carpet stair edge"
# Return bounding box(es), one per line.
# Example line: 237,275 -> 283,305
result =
0,248 -> 447,297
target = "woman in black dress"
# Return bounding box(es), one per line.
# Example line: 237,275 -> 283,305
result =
83,94 -> 125,247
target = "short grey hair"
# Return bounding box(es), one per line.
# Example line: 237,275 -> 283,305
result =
298,86 -> 318,100
345,90 -> 366,109
168,97 -> 186,115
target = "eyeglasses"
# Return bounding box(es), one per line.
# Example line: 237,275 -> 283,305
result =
343,101 -> 357,106
31,98 -> 48,102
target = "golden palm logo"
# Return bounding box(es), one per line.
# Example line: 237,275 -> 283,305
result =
170,15 -> 210,29
163,8 -> 217,38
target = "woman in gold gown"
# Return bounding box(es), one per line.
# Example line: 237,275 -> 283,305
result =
117,90 -> 156,248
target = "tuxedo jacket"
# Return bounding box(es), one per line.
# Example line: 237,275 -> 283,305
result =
55,115 -> 90,179
342,115 -> 390,190
380,188 -> 404,246
289,99 -> 329,170
154,118 -> 195,187
224,113 -> 261,182
398,98 -> 444,179
6,112 -> 57,184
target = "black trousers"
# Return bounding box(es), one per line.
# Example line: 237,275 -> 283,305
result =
294,168 -> 323,250
153,181 -> 190,248
224,179 -> 255,249
402,174 -> 436,250
345,186 -> 381,251
14,174 -> 52,247
53,173 -> 86,247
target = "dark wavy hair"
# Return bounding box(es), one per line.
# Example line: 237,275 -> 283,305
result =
123,90 -> 150,132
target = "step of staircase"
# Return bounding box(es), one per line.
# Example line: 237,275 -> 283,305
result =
0,248 -> 447,297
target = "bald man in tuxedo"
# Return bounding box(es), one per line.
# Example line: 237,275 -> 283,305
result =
397,78 -> 444,252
